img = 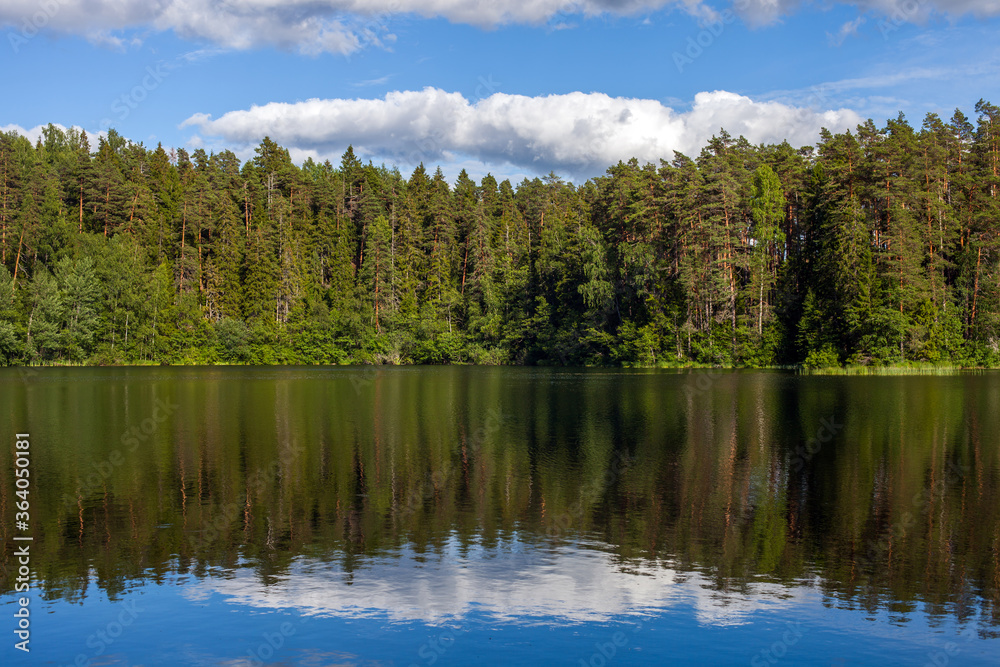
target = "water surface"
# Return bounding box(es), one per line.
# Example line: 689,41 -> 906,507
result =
1,367 -> 998,665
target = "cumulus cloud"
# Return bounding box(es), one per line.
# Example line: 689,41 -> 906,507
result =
1,123 -> 43,143
1,122 -> 102,144
3,0 -> 998,55
0,0 -> 678,55
733,0 -> 1000,25
182,87 -> 862,180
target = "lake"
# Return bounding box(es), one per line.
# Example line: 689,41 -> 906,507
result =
1,366 -> 998,665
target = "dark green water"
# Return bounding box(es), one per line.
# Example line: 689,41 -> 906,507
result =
1,366 -> 998,665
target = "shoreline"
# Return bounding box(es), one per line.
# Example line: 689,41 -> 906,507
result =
4,361 -> 997,375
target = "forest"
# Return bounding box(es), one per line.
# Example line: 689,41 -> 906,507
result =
1,101 -> 999,368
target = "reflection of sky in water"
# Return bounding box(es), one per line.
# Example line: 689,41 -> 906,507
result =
183,535 -> 819,627
3,536 -> 996,666
4,368 -> 1000,665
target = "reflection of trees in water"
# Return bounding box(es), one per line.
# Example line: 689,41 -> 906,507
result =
1,369 -> 997,628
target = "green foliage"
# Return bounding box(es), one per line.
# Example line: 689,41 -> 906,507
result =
216,317 -> 250,362
0,111 -> 999,367
613,321 -> 660,366
803,344 -> 840,370
0,266 -> 18,364
26,267 -> 63,361
55,256 -> 100,361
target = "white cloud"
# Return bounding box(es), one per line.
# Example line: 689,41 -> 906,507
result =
734,0 -> 1000,25
827,16 -> 866,46
182,87 -> 861,180
353,74 -> 393,87
759,65 -> 978,116
0,1 -> 679,55
3,0 -> 999,55
1,122 -> 105,144
1,123 -> 43,143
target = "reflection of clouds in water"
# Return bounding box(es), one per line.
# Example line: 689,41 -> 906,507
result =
183,535 -> 817,626
691,580 -> 815,627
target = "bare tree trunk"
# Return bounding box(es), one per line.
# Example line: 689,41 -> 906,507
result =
374,241 -> 380,333
12,221 -> 27,290
970,245 -> 982,334
1,151 -> 7,263
104,183 -> 110,236
460,240 -> 469,296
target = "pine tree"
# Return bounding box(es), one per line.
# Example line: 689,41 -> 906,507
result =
25,265 -> 63,361
55,256 -> 100,361
0,265 -> 17,363
360,214 -> 394,332
205,197 -> 245,321
747,165 -> 786,336
87,130 -> 129,237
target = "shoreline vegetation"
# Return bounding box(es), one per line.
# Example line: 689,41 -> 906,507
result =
5,360 -> 995,375
2,105 -> 1000,371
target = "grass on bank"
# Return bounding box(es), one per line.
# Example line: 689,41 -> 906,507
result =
7,360 -> 994,375
798,362 -> 989,375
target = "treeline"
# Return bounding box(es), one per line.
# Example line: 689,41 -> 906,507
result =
1,102 -> 1000,367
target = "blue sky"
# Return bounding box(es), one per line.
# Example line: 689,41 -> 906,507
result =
2,0 -> 999,182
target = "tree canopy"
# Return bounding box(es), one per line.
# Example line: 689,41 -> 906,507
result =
2,107 -> 1000,367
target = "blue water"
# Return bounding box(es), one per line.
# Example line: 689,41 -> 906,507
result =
2,367 -> 999,665
6,539 -> 994,665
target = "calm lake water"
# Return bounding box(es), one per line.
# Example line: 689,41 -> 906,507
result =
1,366 -> 998,665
